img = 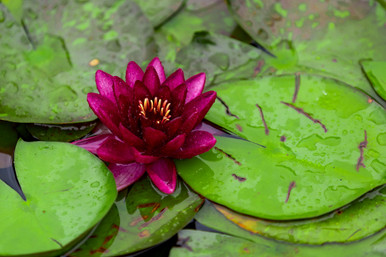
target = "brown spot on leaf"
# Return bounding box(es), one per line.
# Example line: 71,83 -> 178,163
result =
232,173 -> 246,182
112,224 -> 128,232
356,130 -> 368,171
253,60 -> 265,77
292,73 -> 301,103
215,147 -> 241,165
177,237 -> 193,251
139,208 -> 168,229
256,104 -> 269,135
280,135 -> 286,142
217,96 -> 240,119
281,102 -> 327,133
90,247 -> 108,255
285,181 -> 296,203
138,230 -> 150,238
236,124 -> 243,132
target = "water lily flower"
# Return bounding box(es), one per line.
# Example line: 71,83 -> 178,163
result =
74,58 -> 217,194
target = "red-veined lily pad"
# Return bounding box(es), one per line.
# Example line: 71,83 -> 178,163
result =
196,185 -> 386,244
226,0 -> 386,102
70,176 -> 203,256
362,61 -> 386,101
0,1 -> 156,123
0,140 -> 117,256
132,0 -> 186,27
177,75 -> 386,220
169,229 -> 386,257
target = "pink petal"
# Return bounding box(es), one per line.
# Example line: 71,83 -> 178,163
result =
119,124 -> 145,149
164,117 -> 183,137
133,80 -> 152,103
185,73 -> 206,103
171,83 -> 187,116
147,57 -> 166,84
161,134 -> 186,155
146,158 -> 177,194
143,66 -> 160,96
97,137 -> 135,163
172,130 -> 216,159
109,163 -> 146,191
113,76 -> 132,103
125,61 -> 144,88
182,91 -> 217,128
72,134 -> 111,154
95,70 -> 116,104
143,127 -> 167,149
163,69 -> 185,90
87,93 -> 121,136
179,111 -> 199,134
132,148 -> 160,164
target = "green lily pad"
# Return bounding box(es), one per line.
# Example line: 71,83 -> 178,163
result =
0,140 -> 117,256
169,229 -> 386,257
0,0 -> 156,123
196,185 -> 386,244
177,75 -> 386,220
175,32 -> 263,85
226,0 -> 386,102
362,61 -> 386,101
71,176 -> 203,256
133,0 -> 186,27
155,0 -> 237,69
27,121 -> 96,142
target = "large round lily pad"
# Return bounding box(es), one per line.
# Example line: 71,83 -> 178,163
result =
0,1 -> 156,123
0,140 -> 117,256
177,75 -> 386,219
362,61 -> 386,101
71,176 -> 203,256
196,185 -> 386,244
226,0 -> 386,101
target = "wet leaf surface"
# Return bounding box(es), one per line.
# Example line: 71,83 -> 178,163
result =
177,75 -> 386,219
196,184 -> 386,244
0,1 -> 156,123
27,121 -> 97,142
70,176 -> 203,257
227,0 -> 386,102
0,140 -> 117,256
133,0 -> 186,27
169,229 -> 386,257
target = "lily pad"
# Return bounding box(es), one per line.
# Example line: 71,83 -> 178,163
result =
362,61 -> 386,101
177,75 -> 386,219
133,0 -> 186,27
0,140 -> 117,256
170,229 -> 386,257
0,0 -> 156,123
226,0 -> 386,101
175,32 -> 263,85
27,121 -> 96,142
71,176 -> 203,256
196,185 -> 386,244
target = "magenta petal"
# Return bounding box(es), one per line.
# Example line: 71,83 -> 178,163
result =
163,69 -> 185,90
146,158 -> 177,194
147,57 -> 166,84
164,117 -> 183,137
119,124 -> 145,149
143,127 -> 167,149
132,148 -> 160,164
72,134 -> 111,154
125,61 -> 144,88
95,70 -> 116,104
162,134 -> 186,154
179,110 -> 199,134
87,93 -> 121,136
109,163 -> 146,191
182,91 -> 217,127
143,66 -> 160,96
172,130 -> 216,159
97,137 -> 135,163
113,76 -> 132,102
185,73 -> 206,103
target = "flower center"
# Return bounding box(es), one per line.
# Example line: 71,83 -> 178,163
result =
138,97 -> 171,124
